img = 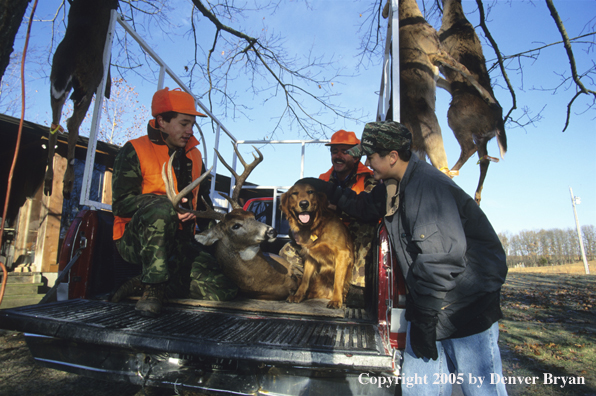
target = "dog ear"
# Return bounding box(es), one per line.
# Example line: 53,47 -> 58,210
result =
280,191 -> 289,215
316,191 -> 329,209
195,226 -> 224,246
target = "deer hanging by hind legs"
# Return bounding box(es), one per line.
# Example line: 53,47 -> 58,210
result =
383,0 -> 501,178
46,0 -> 118,199
439,0 -> 507,204
395,0 -> 449,173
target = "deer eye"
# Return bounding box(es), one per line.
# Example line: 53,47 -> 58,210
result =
232,223 -> 242,230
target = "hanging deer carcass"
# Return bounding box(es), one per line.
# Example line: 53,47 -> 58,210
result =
46,0 -> 118,198
384,0 -> 500,176
439,0 -> 507,204
162,146 -> 298,300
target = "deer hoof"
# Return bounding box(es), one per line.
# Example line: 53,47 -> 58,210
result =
44,178 -> 53,196
62,186 -> 72,200
63,168 -> 75,199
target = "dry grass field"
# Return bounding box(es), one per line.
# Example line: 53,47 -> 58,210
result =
509,261 -> 595,275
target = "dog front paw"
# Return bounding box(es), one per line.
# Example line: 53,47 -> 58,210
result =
326,300 -> 343,309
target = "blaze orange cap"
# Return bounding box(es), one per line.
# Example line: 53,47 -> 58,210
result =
151,87 -> 207,118
325,130 -> 360,146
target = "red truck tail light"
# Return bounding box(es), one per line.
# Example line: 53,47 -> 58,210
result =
377,223 -> 407,350
57,210 -> 98,300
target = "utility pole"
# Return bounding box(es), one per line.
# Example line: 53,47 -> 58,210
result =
569,187 -> 590,274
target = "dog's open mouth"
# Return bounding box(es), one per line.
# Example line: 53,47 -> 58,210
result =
297,211 -> 312,225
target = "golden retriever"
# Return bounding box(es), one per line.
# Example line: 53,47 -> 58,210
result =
280,181 -> 354,309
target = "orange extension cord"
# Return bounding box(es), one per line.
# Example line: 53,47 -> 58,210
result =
0,0 -> 39,306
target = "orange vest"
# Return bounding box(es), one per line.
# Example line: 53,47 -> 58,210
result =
113,134 -> 203,240
319,162 -> 373,194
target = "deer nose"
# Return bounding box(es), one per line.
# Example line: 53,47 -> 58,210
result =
266,228 -> 277,239
299,200 -> 309,210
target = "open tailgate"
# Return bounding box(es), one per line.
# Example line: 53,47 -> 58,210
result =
0,299 -> 393,371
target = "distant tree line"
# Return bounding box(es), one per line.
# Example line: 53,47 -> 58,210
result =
498,225 -> 596,268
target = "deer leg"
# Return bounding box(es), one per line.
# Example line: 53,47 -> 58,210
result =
44,131 -> 58,196
420,114 -> 449,173
475,142 -> 490,206
449,128 -> 478,173
63,94 -> 92,199
433,51 -> 498,106
44,94 -> 69,196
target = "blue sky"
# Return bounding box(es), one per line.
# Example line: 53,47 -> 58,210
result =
6,0 -> 596,236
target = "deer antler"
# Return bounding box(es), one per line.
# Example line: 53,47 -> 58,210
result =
215,145 -> 263,209
161,152 -> 224,221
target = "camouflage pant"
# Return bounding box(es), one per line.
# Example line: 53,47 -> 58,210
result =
279,221 -> 377,288
115,196 -> 237,301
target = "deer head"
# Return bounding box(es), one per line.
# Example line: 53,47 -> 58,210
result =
162,145 -> 297,300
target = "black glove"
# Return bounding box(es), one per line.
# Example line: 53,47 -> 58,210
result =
294,177 -> 336,197
407,303 -> 439,360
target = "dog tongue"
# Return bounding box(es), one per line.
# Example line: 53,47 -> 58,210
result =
299,213 -> 311,224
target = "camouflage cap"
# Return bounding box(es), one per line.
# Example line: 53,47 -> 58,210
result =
347,121 -> 412,157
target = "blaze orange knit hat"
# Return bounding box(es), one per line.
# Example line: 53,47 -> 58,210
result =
151,87 -> 207,117
324,130 -> 360,146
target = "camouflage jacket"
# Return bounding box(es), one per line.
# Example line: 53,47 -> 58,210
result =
112,121 -> 212,235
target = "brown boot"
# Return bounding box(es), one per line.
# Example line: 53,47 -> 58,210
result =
111,275 -> 143,303
135,283 -> 166,317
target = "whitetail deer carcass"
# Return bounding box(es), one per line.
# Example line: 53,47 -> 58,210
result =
162,146 -> 298,300
395,0 -> 450,172
439,0 -> 507,204
47,0 -> 118,198
384,0 -> 500,176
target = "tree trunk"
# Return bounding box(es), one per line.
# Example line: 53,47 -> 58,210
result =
0,0 -> 31,81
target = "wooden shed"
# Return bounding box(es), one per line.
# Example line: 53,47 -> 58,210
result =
0,114 -> 118,275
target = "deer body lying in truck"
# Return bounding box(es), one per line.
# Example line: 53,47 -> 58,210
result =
163,146 -> 298,300
46,0 -> 118,198
439,0 -> 507,204
195,208 -> 298,300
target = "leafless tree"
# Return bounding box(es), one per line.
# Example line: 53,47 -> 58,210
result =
185,0 -> 359,138
0,0 -> 30,79
1,0 -> 594,139
359,0 -> 595,132
582,225 -> 596,260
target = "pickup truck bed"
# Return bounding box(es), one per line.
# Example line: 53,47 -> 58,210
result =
0,209 -> 402,395
0,297 -> 395,395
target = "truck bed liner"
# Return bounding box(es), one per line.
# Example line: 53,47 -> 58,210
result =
0,299 -> 393,371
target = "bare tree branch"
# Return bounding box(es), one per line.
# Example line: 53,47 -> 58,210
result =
475,0 -> 517,124
188,0 -> 360,139
545,0 -> 596,131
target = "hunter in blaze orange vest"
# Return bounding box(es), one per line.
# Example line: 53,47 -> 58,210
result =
112,124 -> 203,240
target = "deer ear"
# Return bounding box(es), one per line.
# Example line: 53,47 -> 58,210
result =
195,227 -> 223,246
